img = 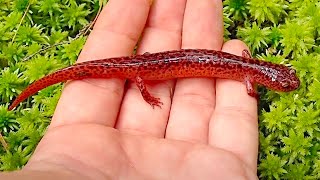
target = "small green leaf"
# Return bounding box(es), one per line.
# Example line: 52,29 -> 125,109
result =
0,105 -> 19,134
280,20 -> 315,58
23,54 -> 63,82
281,129 -> 313,164
258,153 -> 287,179
0,68 -> 25,102
248,0 -> 288,24
15,25 -> 49,45
223,0 -> 249,21
62,2 -> 91,30
0,147 -> 30,170
237,22 -> 271,54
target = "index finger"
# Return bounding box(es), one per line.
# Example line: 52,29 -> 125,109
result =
50,0 -> 152,128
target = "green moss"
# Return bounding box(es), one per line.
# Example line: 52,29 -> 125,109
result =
0,68 -> 25,102
223,0 -> 249,21
0,0 -> 100,170
233,0 -> 320,178
248,0 -> 288,24
237,22 -> 271,54
258,153 -> 287,179
0,106 -> 19,134
280,20 -> 315,57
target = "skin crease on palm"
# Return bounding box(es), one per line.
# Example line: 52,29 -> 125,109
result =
1,0 -> 259,179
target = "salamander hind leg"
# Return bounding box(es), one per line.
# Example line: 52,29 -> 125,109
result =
135,76 -> 164,109
244,77 -> 259,100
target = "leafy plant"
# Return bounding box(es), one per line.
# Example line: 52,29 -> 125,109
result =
237,22 -> 271,54
258,153 -> 287,179
223,0 -> 249,21
0,0 -> 101,171
248,0 -> 288,24
0,68 -> 25,102
280,20 -> 315,57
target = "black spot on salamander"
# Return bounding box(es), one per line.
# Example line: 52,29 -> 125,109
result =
76,71 -> 88,78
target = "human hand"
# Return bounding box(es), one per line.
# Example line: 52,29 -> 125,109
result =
19,0 -> 258,179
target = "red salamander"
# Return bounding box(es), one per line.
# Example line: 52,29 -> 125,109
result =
8,49 -> 300,110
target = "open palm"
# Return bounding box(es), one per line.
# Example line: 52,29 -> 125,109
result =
23,0 -> 259,179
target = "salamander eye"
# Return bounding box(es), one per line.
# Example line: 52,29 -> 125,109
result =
289,69 -> 296,74
280,81 -> 289,88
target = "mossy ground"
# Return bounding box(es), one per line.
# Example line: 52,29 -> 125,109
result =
0,0 -> 319,179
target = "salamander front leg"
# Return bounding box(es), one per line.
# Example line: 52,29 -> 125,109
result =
242,49 -> 252,58
242,50 -> 258,99
245,77 -> 259,99
135,76 -> 164,108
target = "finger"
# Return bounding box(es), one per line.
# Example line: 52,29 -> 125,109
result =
115,0 -> 186,137
209,40 -> 258,171
51,0 -> 152,128
165,0 -> 223,143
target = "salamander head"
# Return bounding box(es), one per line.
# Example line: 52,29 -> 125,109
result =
272,68 -> 300,92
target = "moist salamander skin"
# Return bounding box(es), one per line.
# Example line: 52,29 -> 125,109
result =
8,49 -> 300,110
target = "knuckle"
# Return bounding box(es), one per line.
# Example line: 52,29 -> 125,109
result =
174,91 -> 215,109
214,106 -> 257,123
